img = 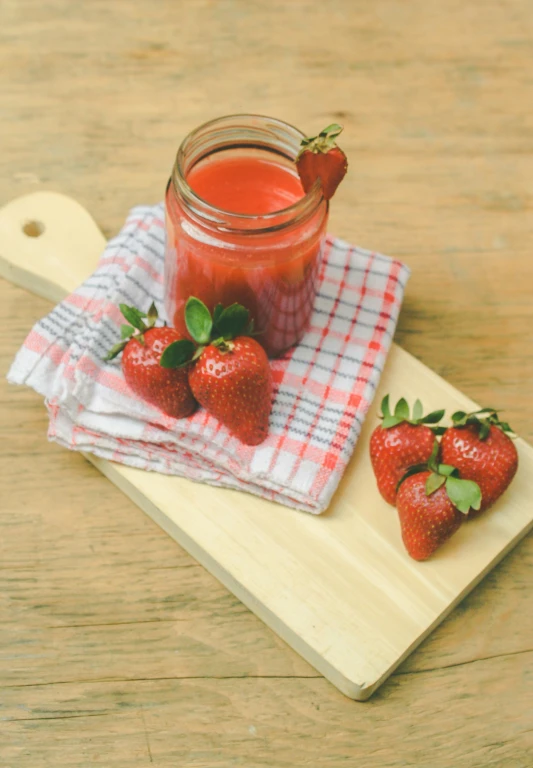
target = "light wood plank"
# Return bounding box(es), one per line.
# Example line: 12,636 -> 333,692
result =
2,657 -> 532,768
1,0 -> 532,761
2,190 -> 532,700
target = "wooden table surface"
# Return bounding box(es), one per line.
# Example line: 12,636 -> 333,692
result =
1,1 -> 532,765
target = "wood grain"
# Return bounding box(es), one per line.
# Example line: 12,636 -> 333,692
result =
2,190 -> 532,700
1,0 -> 532,763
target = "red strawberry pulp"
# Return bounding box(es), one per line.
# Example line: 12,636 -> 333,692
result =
164,152 -> 328,358
188,156 -> 304,214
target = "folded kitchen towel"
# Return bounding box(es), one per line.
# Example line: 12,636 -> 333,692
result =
7,203 -> 410,514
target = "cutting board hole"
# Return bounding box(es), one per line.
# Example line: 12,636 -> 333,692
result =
22,220 -> 45,238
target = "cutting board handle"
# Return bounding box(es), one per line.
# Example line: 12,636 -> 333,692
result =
0,191 -> 106,303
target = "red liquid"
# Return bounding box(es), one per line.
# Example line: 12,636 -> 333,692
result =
188,156 -> 305,215
164,153 -> 328,357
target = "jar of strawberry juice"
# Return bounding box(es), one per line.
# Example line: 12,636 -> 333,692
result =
164,114 -> 328,358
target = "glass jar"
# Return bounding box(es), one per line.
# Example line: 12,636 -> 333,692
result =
164,114 -> 328,358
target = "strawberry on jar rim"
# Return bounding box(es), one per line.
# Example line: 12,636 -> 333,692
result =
105,302 -> 197,419
161,297 -> 273,446
296,123 -> 348,200
440,408 -> 518,517
369,395 -> 446,505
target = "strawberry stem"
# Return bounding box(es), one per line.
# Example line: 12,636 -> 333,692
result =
161,298 -> 257,368
184,297 -> 257,345
397,437 -> 482,513
319,124 -> 343,140
297,124 -> 344,158
380,395 -> 445,432
105,302 -> 160,361
451,408 -> 515,440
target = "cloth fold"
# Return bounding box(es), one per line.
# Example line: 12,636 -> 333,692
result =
8,203 -> 410,514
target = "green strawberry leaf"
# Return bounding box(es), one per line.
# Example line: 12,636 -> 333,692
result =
437,464 -> 457,477
121,324 -> 135,340
146,301 -> 158,325
119,304 -> 147,332
431,425 -> 447,436
445,476 -> 482,515
212,303 -> 224,329
476,420 -> 491,440
192,345 -> 205,361
498,421 -> 516,437
451,410 -> 467,424
472,408 -> 497,418
160,339 -> 196,369
451,407 -> 515,440
412,399 -> 423,421
394,398 -> 410,421
427,439 -> 440,472
215,303 -> 250,340
425,472 -> 446,496
105,340 -> 127,361
382,415 -> 403,429
185,297 -> 212,344
319,123 -> 343,139
380,394 -> 391,419
421,409 -> 445,424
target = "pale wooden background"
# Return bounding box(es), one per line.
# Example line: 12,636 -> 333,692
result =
1,1 -> 532,766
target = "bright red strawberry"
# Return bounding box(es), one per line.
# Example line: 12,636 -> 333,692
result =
396,457 -> 481,560
369,396 -> 445,505
189,336 -> 272,445
161,297 -> 272,445
296,123 -> 348,200
440,409 -> 518,517
397,472 -> 464,561
105,303 -> 197,419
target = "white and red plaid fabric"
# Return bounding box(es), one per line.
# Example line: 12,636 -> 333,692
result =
8,204 -> 410,514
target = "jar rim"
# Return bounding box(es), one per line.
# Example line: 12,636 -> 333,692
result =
171,113 -> 324,232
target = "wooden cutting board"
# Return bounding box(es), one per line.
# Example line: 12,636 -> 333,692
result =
2,191 -> 532,700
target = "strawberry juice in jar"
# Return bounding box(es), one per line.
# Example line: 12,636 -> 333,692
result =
164,115 -> 328,358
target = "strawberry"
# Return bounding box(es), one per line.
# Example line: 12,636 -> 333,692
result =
105,302 -> 197,419
161,298 -> 272,446
396,448 -> 482,560
296,123 -> 348,200
189,337 -> 271,446
369,395 -> 446,505
440,408 -> 518,517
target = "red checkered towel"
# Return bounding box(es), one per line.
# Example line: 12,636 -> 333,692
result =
7,204 -> 410,514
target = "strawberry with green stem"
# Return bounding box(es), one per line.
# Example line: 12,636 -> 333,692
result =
369,395 -> 446,505
396,442 -> 482,561
440,408 -> 518,516
296,123 -> 348,200
161,298 -> 272,446
105,302 -> 197,419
